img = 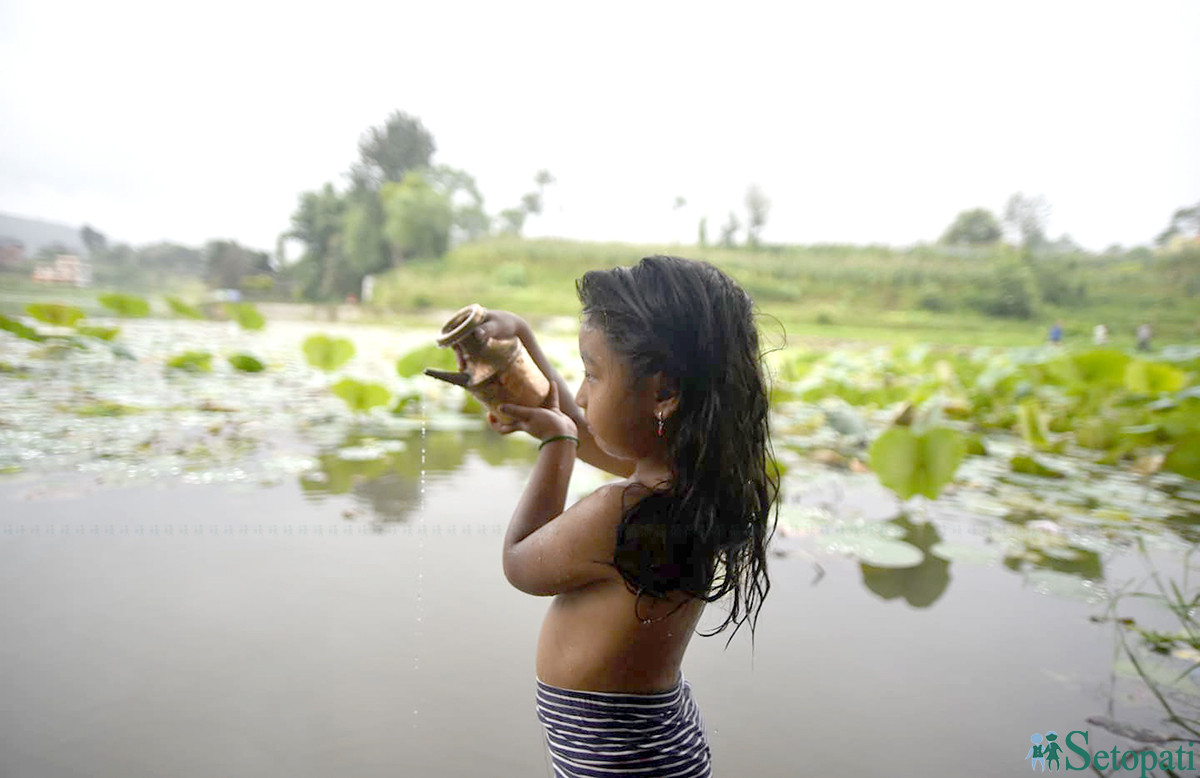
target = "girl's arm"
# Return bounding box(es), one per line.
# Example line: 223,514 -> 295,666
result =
475,310 -> 634,478
494,385 -> 620,596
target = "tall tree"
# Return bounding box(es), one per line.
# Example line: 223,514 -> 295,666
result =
1155,202 -> 1200,247
356,111 -> 436,187
80,224 -> 107,255
205,240 -> 271,290
719,212 -> 740,248
744,185 -> 770,248
380,173 -> 454,262
286,183 -> 351,300
500,170 -> 554,237
1003,193 -> 1050,250
425,165 -> 489,243
941,208 -> 1002,245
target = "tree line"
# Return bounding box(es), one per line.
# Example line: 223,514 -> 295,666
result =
280,111 -> 552,301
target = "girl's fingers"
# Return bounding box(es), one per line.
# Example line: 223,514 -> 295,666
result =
544,381 -> 560,409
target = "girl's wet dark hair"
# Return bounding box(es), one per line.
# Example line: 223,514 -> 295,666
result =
576,255 -> 779,644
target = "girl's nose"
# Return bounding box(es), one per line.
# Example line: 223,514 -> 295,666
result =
575,383 -> 586,409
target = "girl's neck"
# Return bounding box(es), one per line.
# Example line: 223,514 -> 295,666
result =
630,457 -> 673,491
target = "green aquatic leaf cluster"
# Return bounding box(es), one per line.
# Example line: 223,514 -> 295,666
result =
773,343 -> 1200,487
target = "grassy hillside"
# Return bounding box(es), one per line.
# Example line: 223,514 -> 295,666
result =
369,238 -> 1200,348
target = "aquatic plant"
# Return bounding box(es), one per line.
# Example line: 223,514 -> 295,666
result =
26,303 -> 85,328
330,378 -> 390,414
397,342 -> 455,378
164,296 -> 205,319
97,293 -> 150,318
303,334 -> 355,372
166,351 -> 213,372
225,302 -> 265,331
0,314 -> 46,342
228,354 -> 266,373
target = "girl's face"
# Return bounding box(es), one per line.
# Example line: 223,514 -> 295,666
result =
574,323 -> 659,461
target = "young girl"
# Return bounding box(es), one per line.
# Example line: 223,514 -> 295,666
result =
475,255 -> 777,777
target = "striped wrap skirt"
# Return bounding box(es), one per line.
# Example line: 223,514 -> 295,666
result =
535,675 -> 712,777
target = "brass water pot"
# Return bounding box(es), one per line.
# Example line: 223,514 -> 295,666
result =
423,304 -> 550,423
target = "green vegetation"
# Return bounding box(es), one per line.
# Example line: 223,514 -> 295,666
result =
166,351 -> 213,373
228,354 -> 266,373
302,334 -> 355,372
369,236 -> 1200,347
97,292 -> 150,318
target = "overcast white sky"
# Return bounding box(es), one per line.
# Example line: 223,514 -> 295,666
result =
1,0 -> 1198,253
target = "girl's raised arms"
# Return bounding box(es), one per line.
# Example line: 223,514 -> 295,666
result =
476,310 -> 636,479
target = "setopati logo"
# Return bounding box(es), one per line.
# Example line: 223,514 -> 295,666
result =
1026,730 -> 1196,775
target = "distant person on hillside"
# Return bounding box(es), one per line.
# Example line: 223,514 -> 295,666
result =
1048,321 -> 1063,346
1136,323 -> 1153,352
1093,323 -> 1108,346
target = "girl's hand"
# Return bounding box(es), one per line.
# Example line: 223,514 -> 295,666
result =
472,309 -> 527,344
488,382 -> 578,443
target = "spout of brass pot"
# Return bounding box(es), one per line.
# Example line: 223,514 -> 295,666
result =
424,368 -> 472,387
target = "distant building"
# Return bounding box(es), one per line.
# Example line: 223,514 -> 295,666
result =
0,238 -> 25,268
32,253 -> 92,287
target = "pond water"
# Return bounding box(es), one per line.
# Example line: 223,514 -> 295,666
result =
1,318 -> 1198,777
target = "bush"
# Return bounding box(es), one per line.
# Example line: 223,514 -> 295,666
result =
917,285 -> 950,312
494,262 -> 528,287
967,262 -> 1037,319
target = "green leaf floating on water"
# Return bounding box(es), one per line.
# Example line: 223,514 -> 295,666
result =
228,354 -> 265,373
166,351 -> 213,372
818,534 -> 925,568
303,334 -> 355,372
1016,400 -> 1050,449
398,343 -> 455,378
1163,435 -> 1200,480
1011,454 -> 1066,478
97,293 -> 150,318
1070,349 -> 1130,387
26,303 -> 85,327
869,426 -> 965,500
225,302 -> 265,331
1124,360 -> 1187,394
165,296 -> 205,319
76,325 -> 119,341
331,378 -> 390,414
0,314 -> 46,342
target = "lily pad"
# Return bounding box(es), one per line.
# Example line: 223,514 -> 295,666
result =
1163,435 -> 1200,480
97,293 -> 150,318
303,334 -> 355,372
26,303 -> 85,327
0,314 -> 45,342
225,302 -> 265,331
330,378 -> 390,414
869,426 -> 965,500
228,354 -> 266,373
817,534 -> 925,568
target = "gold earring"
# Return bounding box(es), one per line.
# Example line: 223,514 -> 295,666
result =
656,411 -> 664,438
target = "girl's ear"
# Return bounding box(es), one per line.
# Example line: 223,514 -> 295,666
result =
651,373 -> 680,417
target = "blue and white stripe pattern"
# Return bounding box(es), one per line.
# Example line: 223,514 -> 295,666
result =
535,675 -> 712,777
